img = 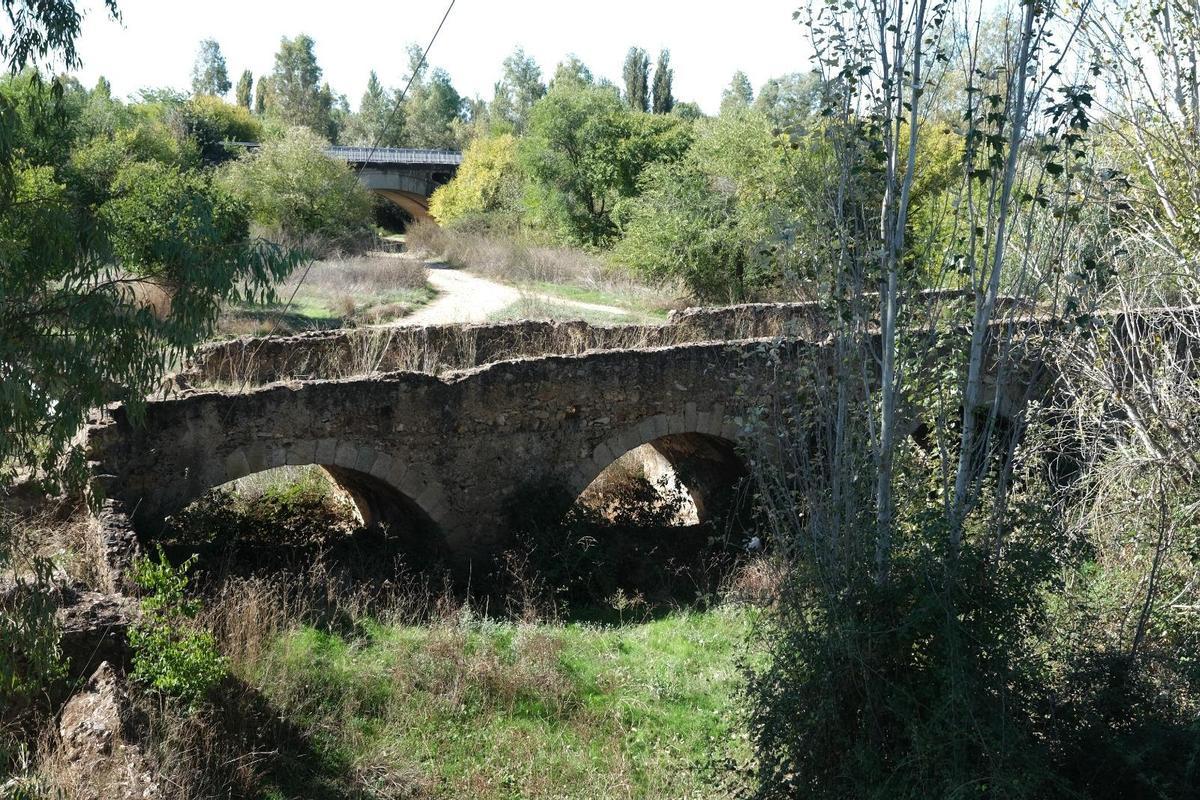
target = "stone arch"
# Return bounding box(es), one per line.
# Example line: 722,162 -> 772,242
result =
124,438 -> 449,544
568,405 -> 748,526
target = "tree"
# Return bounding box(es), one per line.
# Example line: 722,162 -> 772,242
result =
429,133 -> 522,225
342,69 -> 402,147
550,55 -> 593,90
521,81 -> 691,245
614,110 -> 805,300
720,71 -> 753,114
490,47 -> 545,134
672,101 -> 703,121
622,46 -> 650,112
218,125 -> 373,243
190,38 -> 231,97
264,34 -> 332,137
253,76 -> 267,114
743,0 -> 1110,793
403,67 -> 463,149
651,49 -> 674,114
754,71 -> 821,131
3,127 -> 294,486
235,69 -> 252,109
171,95 -> 263,163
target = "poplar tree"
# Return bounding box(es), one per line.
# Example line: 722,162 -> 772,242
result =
651,49 -> 674,114
235,69 -> 253,109
622,46 -> 650,112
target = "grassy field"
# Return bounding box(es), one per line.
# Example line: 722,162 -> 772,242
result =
246,605 -> 758,799
217,253 -> 436,338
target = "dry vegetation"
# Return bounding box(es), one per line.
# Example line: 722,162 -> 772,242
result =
216,253 -> 435,338
405,220 -> 682,316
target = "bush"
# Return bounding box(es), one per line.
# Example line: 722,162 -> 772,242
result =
429,133 -> 523,225
129,549 -> 227,707
171,94 -> 263,164
613,110 -> 808,302
218,126 -> 373,249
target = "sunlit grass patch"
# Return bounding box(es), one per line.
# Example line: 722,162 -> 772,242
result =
245,606 -> 758,799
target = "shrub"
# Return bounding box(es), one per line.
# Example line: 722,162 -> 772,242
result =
129,548 -> 227,707
0,518 -> 63,773
218,126 -> 373,249
171,94 -> 263,164
429,133 -> 523,225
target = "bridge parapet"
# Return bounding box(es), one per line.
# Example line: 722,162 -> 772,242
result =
181,302 -> 842,389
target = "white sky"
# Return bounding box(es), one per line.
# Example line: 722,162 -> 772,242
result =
72,0 -> 812,115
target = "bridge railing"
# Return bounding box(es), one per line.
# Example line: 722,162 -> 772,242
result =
222,142 -> 463,166
327,146 -> 463,165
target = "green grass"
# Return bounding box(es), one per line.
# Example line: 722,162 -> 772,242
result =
246,606 -> 758,799
528,281 -> 672,320
219,285 -> 436,338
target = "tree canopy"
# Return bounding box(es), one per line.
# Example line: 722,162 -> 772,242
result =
264,34 -> 333,138
191,38 -> 230,97
622,46 -> 650,112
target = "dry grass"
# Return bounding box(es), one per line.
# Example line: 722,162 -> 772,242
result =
216,253 -> 434,338
407,220 -> 680,313
296,252 -> 429,295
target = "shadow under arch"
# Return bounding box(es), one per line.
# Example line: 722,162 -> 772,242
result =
495,430 -> 754,611
373,189 -> 434,225
577,432 -> 751,528
122,437 -> 449,562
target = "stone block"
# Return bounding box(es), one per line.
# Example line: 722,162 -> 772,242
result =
334,440 -> 358,469
314,438 -> 338,465
223,449 -> 249,483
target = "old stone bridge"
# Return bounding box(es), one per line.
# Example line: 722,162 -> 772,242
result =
81,300 -> 1062,586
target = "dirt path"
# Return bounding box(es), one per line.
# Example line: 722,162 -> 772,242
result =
396,260 -> 631,326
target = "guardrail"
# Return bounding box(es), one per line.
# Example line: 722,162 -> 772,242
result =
223,142 -> 463,166
327,146 -> 463,165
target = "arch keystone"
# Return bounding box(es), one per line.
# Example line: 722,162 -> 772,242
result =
315,438 -> 338,464
334,440 -> 358,469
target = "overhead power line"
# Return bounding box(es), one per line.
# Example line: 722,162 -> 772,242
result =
232,0 -> 458,399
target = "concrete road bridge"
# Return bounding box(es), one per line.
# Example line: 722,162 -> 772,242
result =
329,146 -> 461,224
86,299 -> 1155,589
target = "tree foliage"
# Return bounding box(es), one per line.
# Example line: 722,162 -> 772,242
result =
429,133 -> 521,225
490,47 -> 545,134
190,38 -> 230,97
753,71 -> 821,131
520,81 -> 691,246
234,68 -> 252,109
651,49 -> 674,114
0,0 -> 300,485
264,34 -> 333,138
720,70 -> 753,114
614,110 -> 806,299
342,69 -> 402,147
218,125 -> 372,244
403,66 -> 464,148
622,46 -> 650,112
